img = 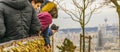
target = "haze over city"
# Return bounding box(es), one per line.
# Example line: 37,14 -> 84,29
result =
52,0 -> 118,29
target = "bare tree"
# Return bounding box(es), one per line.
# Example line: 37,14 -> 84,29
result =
54,0 -> 103,52
103,0 -> 120,47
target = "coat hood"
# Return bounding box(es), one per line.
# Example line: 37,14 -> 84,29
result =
0,0 -> 28,10
37,12 -> 52,32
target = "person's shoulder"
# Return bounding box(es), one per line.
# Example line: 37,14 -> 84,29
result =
38,12 -> 52,18
39,12 -> 51,16
0,2 -> 5,6
0,3 -> 5,10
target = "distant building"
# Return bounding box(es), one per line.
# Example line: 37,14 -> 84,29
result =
98,27 -> 103,47
104,18 -> 108,36
96,25 -> 104,50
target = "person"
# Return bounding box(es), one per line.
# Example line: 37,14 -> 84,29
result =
31,0 -> 58,18
0,0 -> 41,43
43,24 -> 59,49
40,0 -> 58,19
31,0 -> 42,11
31,0 -> 58,47
29,0 -> 32,3
38,12 -> 59,47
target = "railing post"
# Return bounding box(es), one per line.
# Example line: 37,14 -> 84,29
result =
52,35 -> 54,52
88,36 -> 92,52
80,34 -> 82,52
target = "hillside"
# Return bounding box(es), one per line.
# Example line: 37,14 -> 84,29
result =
59,26 -> 118,33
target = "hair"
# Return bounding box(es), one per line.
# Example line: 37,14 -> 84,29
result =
51,24 -> 59,30
34,0 -> 44,3
29,0 -> 32,3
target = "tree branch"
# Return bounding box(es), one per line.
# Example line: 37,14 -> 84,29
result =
78,9 -> 83,20
70,9 -> 80,19
61,6 -> 79,22
55,0 -> 80,22
65,10 -> 80,22
111,0 -> 120,7
69,9 -> 80,19
85,8 -> 96,25
72,0 -> 83,11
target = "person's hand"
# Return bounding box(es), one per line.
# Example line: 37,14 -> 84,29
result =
37,31 -> 41,36
52,30 -> 58,35
46,44 -> 51,48
44,44 -> 51,52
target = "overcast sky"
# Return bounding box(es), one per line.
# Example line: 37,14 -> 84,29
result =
51,0 -> 119,29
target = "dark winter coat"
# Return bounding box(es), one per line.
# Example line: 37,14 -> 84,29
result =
0,0 -> 41,43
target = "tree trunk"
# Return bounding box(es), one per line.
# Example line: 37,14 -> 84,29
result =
111,0 -> 120,47
118,15 -> 120,47
82,25 -> 85,52
82,0 -> 86,52
117,6 -> 120,47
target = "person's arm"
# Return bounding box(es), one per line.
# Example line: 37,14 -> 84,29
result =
0,8 -> 6,38
29,8 -> 41,35
48,28 -> 53,36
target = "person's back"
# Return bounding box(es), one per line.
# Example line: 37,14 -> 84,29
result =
0,0 -> 41,43
37,12 -> 52,32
